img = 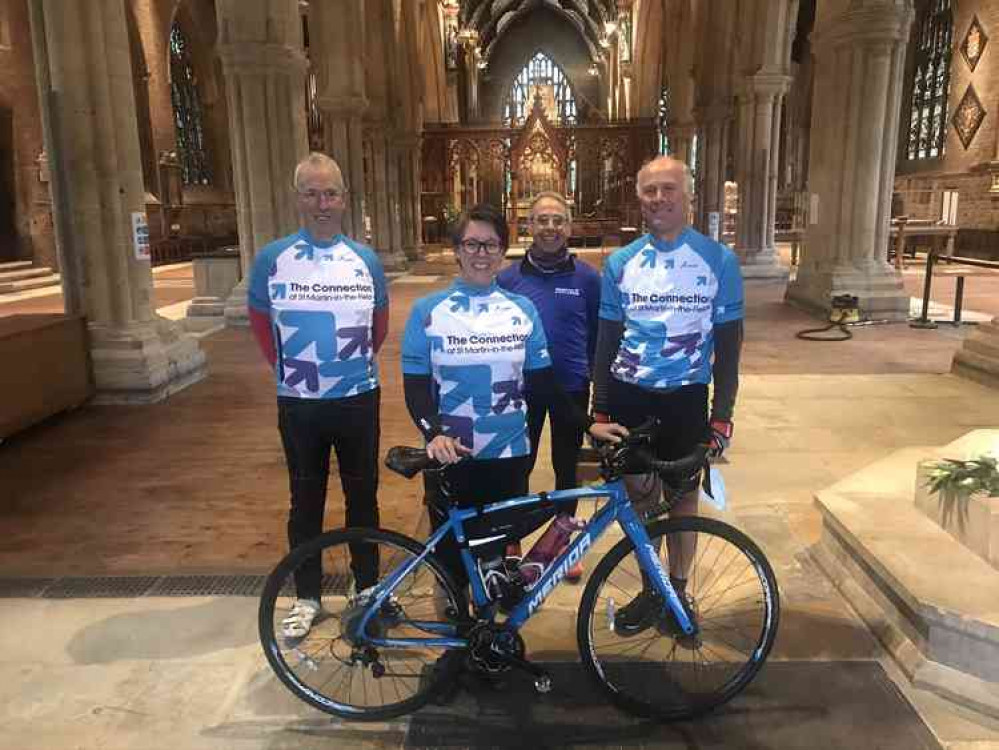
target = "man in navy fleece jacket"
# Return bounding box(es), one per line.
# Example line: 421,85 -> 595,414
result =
498,192 -> 599,577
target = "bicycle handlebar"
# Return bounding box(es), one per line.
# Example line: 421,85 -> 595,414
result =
385,418 -> 709,482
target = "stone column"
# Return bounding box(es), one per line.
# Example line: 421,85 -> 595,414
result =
694,105 -> 730,237
215,0 -> 308,326
311,0 -> 367,238
365,127 -> 407,271
667,122 -> 697,167
28,0 -> 205,403
734,72 -> 791,278
397,135 -> 423,261
786,0 -> 913,321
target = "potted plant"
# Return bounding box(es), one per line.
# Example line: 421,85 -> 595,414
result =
919,454 -> 999,569
926,455 -> 999,502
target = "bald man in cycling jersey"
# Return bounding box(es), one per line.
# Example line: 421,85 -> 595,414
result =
592,156 -> 744,635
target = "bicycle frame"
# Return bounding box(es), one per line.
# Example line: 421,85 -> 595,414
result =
356,475 -> 697,649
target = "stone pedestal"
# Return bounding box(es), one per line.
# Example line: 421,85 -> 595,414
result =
89,320 -> 205,404
186,248 -> 242,328
953,318 -> 999,388
29,0 -> 205,402
216,0 -> 308,326
786,1 -> 913,321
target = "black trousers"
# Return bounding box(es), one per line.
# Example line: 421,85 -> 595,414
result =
525,385 -> 590,514
278,389 -> 380,599
424,455 -> 552,589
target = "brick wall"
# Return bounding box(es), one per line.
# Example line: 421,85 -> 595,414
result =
0,0 -> 55,268
895,0 -> 999,231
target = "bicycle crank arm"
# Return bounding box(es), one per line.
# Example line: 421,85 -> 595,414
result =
489,650 -> 553,692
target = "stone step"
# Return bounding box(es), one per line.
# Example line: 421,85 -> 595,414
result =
813,436 -> 999,719
0,273 -> 61,294
0,267 -> 53,283
0,260 -> 33,272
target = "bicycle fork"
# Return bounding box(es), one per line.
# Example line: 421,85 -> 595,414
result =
617,507 -> 697,636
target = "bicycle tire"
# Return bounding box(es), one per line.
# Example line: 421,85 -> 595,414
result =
576,516 -> 780,720
259,527 -> 468,721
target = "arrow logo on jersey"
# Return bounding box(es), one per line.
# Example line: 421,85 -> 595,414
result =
640,250 -> 657,268
661,333 -> 702,357
354,268 -> 365,277
279,310 -> 338,361
697,276 -> 707,286
271,283 -> 287,300
337,326 -> 370,359
439,364 -> 493,416
449,295 -> 471,314
511,315 -> 522,326
477,302 -> 490,314
492,379 -> 523,414
612,349 -> 641,380
294,244 -> 316,261
283,358 -> 319,392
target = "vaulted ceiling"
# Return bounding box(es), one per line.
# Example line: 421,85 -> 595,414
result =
459,0 -> 618,62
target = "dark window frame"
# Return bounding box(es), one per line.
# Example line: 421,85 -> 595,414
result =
169,22 -> 213,186
905,0 -> 952,161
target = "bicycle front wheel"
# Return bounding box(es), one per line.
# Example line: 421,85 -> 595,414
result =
259,527 -> 468,721
577,516 -> 779,720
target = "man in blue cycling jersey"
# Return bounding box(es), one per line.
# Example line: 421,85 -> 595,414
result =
592,155 -> 744,635
248,153 -> 389,640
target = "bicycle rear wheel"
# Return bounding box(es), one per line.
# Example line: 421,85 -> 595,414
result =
259,527 -> 468,721
577,516 -> 779,720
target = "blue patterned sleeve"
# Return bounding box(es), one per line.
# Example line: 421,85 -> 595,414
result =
401,298 -> 433,375
713,248 -> 745,323
598,254 -> 625,321
248,242 -> 283,313
353,243 -> 389,309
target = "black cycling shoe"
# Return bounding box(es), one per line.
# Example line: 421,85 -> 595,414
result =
613,588 -> 663,637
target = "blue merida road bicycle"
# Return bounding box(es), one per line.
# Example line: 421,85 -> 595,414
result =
259,422 -> 780,722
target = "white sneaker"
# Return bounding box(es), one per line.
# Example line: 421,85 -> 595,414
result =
281,598 -> 321,639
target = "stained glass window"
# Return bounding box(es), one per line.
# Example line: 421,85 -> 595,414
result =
169,22 -> 212,185
658,85 -> 671,155
906,0 -> 951,161
503,52 -> 577,126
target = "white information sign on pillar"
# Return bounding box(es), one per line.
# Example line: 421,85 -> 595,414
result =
132,211 -> 151,261
708,211 -> 721,241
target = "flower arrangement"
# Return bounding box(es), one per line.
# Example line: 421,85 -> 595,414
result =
925,455 -> 999,499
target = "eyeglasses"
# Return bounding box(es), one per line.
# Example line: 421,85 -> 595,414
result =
532,214 -> 567,228
297,188 -> 347,202
458,239 -> 504,256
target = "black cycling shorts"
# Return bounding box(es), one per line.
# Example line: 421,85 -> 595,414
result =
608,379 -> 710,462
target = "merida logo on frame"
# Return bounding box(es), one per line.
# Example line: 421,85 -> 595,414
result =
525,532 -> 593,615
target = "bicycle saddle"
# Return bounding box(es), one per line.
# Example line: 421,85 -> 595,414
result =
385,446 -> 435,479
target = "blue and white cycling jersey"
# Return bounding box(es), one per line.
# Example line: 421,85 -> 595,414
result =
248,230 -> 388,400
402,279 -> 551,459
599,228 -> 744,390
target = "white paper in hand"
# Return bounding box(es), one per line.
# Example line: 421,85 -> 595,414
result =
700,467 -> 727,511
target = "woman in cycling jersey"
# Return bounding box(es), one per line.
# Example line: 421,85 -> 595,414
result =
400,203 -> 625,588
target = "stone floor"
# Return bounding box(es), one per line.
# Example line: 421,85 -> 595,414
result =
1,251 -> 999,748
